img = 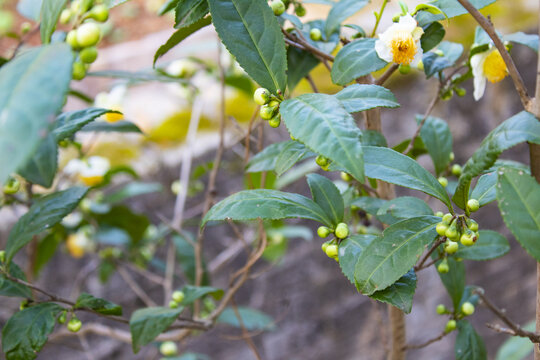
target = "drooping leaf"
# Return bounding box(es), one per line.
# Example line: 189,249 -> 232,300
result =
455,230 -> 509,261
176,285 -> 224,305
418,115 -> 453,176
246,141 -> 290,173
338,234 -> 377,284
354,216 -> 440,295
175,0 -> 208,28
217,307 -> 275,331
286,47 -> 319,92
334,84 -> 399,113
435,256 -> 465,310
280,93 -> 364,182
363,146 -> 452,209
370,270 -> 417,313
75,293 -> 123,315
17,134 -> 58,188
376,196 -> 433,225
40,0 -> 68,44
331,38 -> 388,85
421,21 -> 446,52
416,0 -> 495,26
0,43 -> 73,185
324,0 -> 368,38
307,173 -> 344,226
455,320 -> 487,360
275,141 -> 314,176
423,41 -> 463,78
470,172 -> 497,207
208,0 -> 287,94
504,32 -> 538,52
130,306 -> 184,353
53,108 -> 115,140
0,263 -> 32,298
81,120 -> 142,133
158,0 -> 179,15
5,187 -> 88,262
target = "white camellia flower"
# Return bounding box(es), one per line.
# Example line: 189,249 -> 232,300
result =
375,14 -> 424,66
95,85 -> 126,122
64,156 -> 111,186
470,47 -> 508,101
165,59 -> 198,78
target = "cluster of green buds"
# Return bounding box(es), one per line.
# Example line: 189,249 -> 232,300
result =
57,310 -> 83,332
436,209 -> 480,255
318,223 -> 349,261
436,301 -> 475,333
253,88 -> 283,128
269,0 -> 305,16
61,0 -> 109,80
168,290 -> 185,309
2,176 -> 20,195
315,155 -> 331,171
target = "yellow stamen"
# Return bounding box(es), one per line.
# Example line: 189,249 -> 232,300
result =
66,234 -> 85,258
390,31 -> 417,65
104,111 -> 124,123
483,50 -> 508,83
79,175 -> 104,186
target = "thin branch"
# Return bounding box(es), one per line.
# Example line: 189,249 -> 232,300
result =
231,298 -> 263,360
404,85 -> 441,155
404,330 -> 449,350
282,30 -> 335,62
305,74 -> 319,93
244,106 -> 261,165
414,238 -> 445,271
375,64 -> 399,86
117,266 -> 157,307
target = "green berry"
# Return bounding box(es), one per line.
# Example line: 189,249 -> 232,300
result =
461,301 -> 475,316
79,46 -> 98,64
0,250 -> 5,263
340,172 -> 353,182
317,226 -> 332,238
270,0 -> 285,15
445,224 -> 459,241
20,22 -> 31,34
169,300 -> 179,309
436,223 -> 448,236
310,28 -> 322,41
60,9 -> 72,24
67,317 -> 82,332
76,22 -> 100,47
321,241 -> 329,252
436,304 -> 446,315
460,231 -> 475,246
435,211 -> 444,217
90,4 -> 109,22
57,311 -> 67,324
3,177 -> 20,194
325,244 -> 338,258
444,240 -> 459,254
445,319 -> 457,332
66,30 -> 79,48
260,105 -> 276,120
437,261 -> 449,274
449,152 -> 455,162
467,199 -> 480,213
399,64 -> 411,74
451,164 -> 462,176
438,177 -> 448,187
442,213 -> 453,225
268,115 -> 281,128
72,62 -> 86,80
71,0 -> 82,13
295,4 -> 306,16
335,223 -> 349,239
159,341 -> 178,356
467,219 -> 479,232
315,155 -> 329,167
454,87 -> 466,97
253,88 -> 270,105
172,290 -> 185,304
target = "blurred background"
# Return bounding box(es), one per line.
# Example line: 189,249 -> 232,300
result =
0,0 -> 539,359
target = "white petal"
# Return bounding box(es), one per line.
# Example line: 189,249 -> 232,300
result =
473,74 -> 487,101
108,85 -> 127,104
375,39 -> 393,62
411,42 -> 423,66
64,159 -> 84,174
396,14 -> 417,33
471,51 -> 489,101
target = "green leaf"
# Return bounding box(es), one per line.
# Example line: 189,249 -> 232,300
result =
17,134 -> 58,188
217,307 -> 275,331
418,115 -> 453,176
423,41 -> 463,78
177,285 -> 224,305
246,141 -> 289,173
0,43 -> 73,185
130,306 -> 184,353
307,173 -> 344,226
376,196 -> 433,225
34,231 -> 63,276
275,141 -> 313,176
88,70 -> 189,84
334,84 -> 399,113
350,197 -> 388,217
363,130 -> 388,147
95,205 -> 149,244
17,0 -> 43,20
158,0 -> 179,15
2,303 -> 64,360
54,107 -> 115,140
420,21 -> 446,52
280,93 -> 364,182
0,263 -> 33,298
173,234 -> 210,285
105,182 -> 163,203
75,293 -> 123,315
175,0 -> 208,28
208,0 -> 287,94
40,0 -> 68,44
201,189 -> 333,227
497,168 -> 540,261
354,216 -> 440,295
286,47 -> 319,92
370,270 -> 417,314
331,38 -> 388,85
81,120 -> 142,133
495,321 -> 535,360
504,32 -> 538,52
416,0 -> 495,26
453,111 -> 540,210
363,146 -> 452,209
436,256 -> 465,309
324,0 -> 368,38
455,230 -> 509,261
338,234 -> 377,284
470,172 -> 497,207
455,320 -> 487,360
5,187 -> 88,262
154,16 -> 212,65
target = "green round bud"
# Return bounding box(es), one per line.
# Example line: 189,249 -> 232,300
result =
169,300 -> 179,309
310,28 -> 322,41
268,115 -> 281,128
76,22 -> 100,47
461,301 -> 475,316
436,223 -> 448,236
444,240 -> 459,254
436,304 -> 446,315
467,219 -> 479,232
325,244 -> 338,258
451,164 -> 462,176
435,211 -> 444,217
460,231 -> 474,246
270,0 -> 285,15
315,155 -> 329,167
271,233 -> 285,245
454,87 -> 466,97
3,177 -> 20,194
449,152 -> 455,162
72,62 -> 86,80
340,172 -> 353,182
399,64 -> 411,74
260,105 -> 276,120
90,4 -> 109,22
445,226 -> 459,241
66,30 -> 79,48
321,241 -> 330,253
0,250 -> 5,263
317,226 -> 331,238
20,21 -> 31,34
67,317 -> 82,332
295,4 -> 306,16
60,9 -> 72,24
445,319 -> 457,332
172,290 -> 185,304
159,341 -> 178,356
438,177 -> 448,187
19,300 -> 28,310
437,261 -> 449,274
79,46 -> 98,64
335,223 -> 349,239
442,213 -> 453,225
467,199 -> 480,213
253,88 -> 271,105
57,311 -> 67,324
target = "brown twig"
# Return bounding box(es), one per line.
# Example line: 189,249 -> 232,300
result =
305,74 -> 319,93
116,266 -> 157,307
414,238 -> 445,271
404,85 -> 441,156
244,106 -> 262,166
282,30 -> 335,62
375,64 -> 399,86
404,330 -> 449,350
231,298 -> 263,360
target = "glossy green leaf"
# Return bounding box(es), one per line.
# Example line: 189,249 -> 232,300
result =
280,93 -> 364,182
338,234 -> 377,284
175,0 -> 208,28
418,115 -> 453,175
423,41 -> 463,78
158,0 -> 179,15
376,196 -> 433,225
202,189 -> 333,227
0,43 -> 73,185
456,320 -> 487,360
246,141 -> 289,173
363,130 -> 388,147
54,108 -> 115,140
497,168 -> 540,261
454,111 -> 540,210
75,293 -> 122,315
470,172 -> 497,207
275,141 -> 313,176
354,216 -> 439,295
370,270 -> 417,313
130,306 -> 184,353
334,84 -> 399,113
18,134 -> 58,188
495,321 -> 535,360
455,230 -> 509,261
286,47 -> 319,92
416,0 -> 495,26
5,187 -> 88,262
40,0 -> 68,43
363,146 -> 452,209
208,0 -> 287,94
350,197 -> 388,217
81,120 -> 142,133
154,16 -> 212,65
105,182 -> 163,203
331,38 -> 388,85
307,173 -> 344,226
504,32 -> 538,52
421,21 -> 446,52
436,256 -> 465,310
0,263 -> 32,298
324,0 -> 368,37
2,303 -> 64,360
217,307 -> 275,331
177,285 -> 224,305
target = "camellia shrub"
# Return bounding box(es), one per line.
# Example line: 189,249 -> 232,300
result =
1,0 -> 540,359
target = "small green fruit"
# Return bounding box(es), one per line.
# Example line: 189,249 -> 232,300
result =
253,88 -> 270,105
460,231 -> 474,246
435,211 -> 444,217
451,164 -> 462,176
79,46 -> 98,64
260,105 -> 277,120
444,240 -> 459,254
454,87 -> 466,97
72,62 -> 86,80
466,219 -> 479,232
399,64 -> 411,74
461,301 -> 475,316
438,177 -> 448,187
310,28 -> 322,41
317,226 -> 332,238
437,261 -> 449,274
159,341 -> 178,356
436,223 -> 448,236
268,115 -> 281,128
172,290 -> 185,304
467,199 -> 480,213
0,250 -> 5,263
66,30 -> 79,48
436,304 -> 446,315
445,224 -> 459,241
270,0 -> 285,15
449,152 -> 455,162
295,4 -> 306,16
67,317 -> 82,332
60,9 -> 72,24
20,22 -> 31,34
58,311 -> 67,324
441,213 -> 453,225
321,242 -> 329,252
315,155 -> 329,167
169,300 -> 179,309
340,172 -> 353,182
90,4 -> 109,22
445,319 -> 457,332
3,177 -> 20,194
76,22 -> 100,47
335,223 -> 349,239
325,244 -> 338,258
